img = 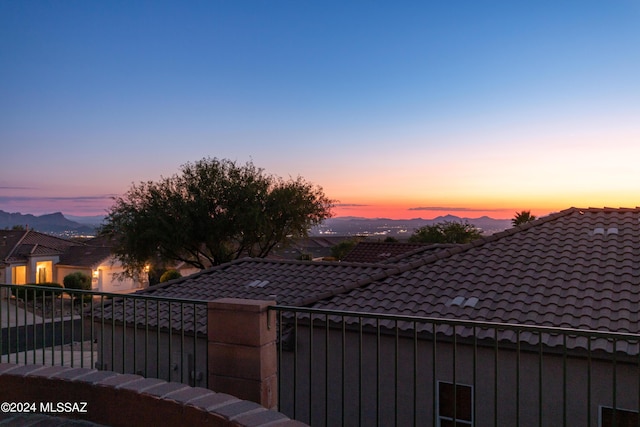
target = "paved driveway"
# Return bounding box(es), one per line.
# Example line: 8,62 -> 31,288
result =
0,298 -> 44,327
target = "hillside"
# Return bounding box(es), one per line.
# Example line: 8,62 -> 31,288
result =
1,209 -> 512,238
0,210 -> 97,236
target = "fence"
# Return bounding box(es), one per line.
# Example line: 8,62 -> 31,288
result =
4,284 -> 640,426
0,284 -> 208,388
271,305 -> 640,427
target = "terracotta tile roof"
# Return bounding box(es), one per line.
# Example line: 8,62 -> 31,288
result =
1,230 -> 114,269
139,258 -> 398,306
98,207 -> 640,354
19,231 -> 78,252
0,230 -> 28,261
270,236 -> 353,260
58,245 -> 112,268
0,230 -> 78,263
341,241 -> 454,264
101,258 -> 400,335
311,207 -> 640,354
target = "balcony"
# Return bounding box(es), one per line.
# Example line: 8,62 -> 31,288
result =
1,284 -> 638,427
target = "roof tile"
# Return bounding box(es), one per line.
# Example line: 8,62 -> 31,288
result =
311,207 -> 640,354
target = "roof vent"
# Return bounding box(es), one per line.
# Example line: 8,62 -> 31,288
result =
446,296 -> 465,307
590,227 -> 619,237
463,297 -> 479,308
246,280 -> 269,288
446,295 -> 479,308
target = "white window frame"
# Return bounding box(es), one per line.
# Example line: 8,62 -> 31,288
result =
599,405 -> 638,427
437,380 -> 474,427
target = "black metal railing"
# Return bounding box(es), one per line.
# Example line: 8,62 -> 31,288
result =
271,305 -> 640,427
0,284 -> 208,387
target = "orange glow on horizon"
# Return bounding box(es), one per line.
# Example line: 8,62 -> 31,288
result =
332,203 -> 522,220
331,198 -> 640,220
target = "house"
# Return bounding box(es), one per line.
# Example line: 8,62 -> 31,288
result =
304,207 -> 640,426
340,240 -> 453,263
268,236 -> 352,260
0,229 -> 77,286
94,258 -> 400,384
0,229 -> 146,293
97,207 -> 640,426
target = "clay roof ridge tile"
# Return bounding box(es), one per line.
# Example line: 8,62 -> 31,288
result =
294,264 -> 402,307
395,258 -> 430,273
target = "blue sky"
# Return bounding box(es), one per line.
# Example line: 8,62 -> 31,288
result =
1,1 -> 639,218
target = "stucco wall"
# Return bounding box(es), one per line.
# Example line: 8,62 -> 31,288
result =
55,266 -> 91,287
278,326 -> 638,427
94,262 -> 144,293
95,324 -> 207,387
96,321 -> 639,426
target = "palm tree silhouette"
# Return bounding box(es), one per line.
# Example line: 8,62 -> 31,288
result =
512,210 -> 537,227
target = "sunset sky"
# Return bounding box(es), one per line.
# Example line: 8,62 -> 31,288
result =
2,1 -> 639,220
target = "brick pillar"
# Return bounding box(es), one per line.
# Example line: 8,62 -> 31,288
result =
208,298 -> 277,410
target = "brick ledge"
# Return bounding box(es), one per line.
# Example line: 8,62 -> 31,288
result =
0,363 -> 306,427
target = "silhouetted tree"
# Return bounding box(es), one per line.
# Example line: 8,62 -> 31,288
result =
409,221 -> 482,244
100,157 -> 334,277
331,238 -> 360,260
512,210 -> 537,227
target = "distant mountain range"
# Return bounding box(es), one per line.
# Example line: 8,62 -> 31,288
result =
0,210 -> 513,238
0,210 -> 99,236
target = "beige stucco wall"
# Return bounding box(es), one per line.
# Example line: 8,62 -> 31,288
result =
95,323 -> 208,388
97,319 -> 639,426
97,260 -> 147,293
55,266 -> 91,287
57,262 -> 144,293
278,326 -> 638,427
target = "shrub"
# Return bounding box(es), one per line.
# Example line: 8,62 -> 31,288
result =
12,282 -> 64,301
63,272 -> 94,301
159,269 -> 181,283
63,272 -> 92,291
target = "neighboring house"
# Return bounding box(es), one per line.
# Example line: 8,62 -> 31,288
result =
307,207 -> 640,426
340,240 -> 453,263
95,258 -> 400,384
0,229 -> 77,285
268,236 -> 352,260
0,230 -> 146,293
97,207 -> 640,426
57,245 -> 146,293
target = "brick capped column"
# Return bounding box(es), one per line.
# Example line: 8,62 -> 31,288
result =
208,298 -> 277,410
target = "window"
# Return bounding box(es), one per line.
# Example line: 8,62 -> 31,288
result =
438,381 -> 473,427
600,406 -> 638,427
35,261 -> 53,283
11,266 -> 26,284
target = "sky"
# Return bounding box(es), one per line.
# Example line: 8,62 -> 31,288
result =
1,1 -> 639,220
